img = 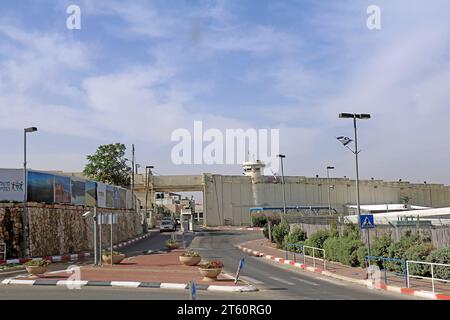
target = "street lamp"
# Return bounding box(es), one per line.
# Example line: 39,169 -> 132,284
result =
337,112 -> 371,257
326,166 -> 335,216
22,127 -> 38,257
82,208 -> 99,265
144,165 -> 154,232
277,154 -> 287,222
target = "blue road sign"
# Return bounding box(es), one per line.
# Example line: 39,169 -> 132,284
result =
360,214 -> 375,229
190,277 -> 196,300
234,258 -> 245,284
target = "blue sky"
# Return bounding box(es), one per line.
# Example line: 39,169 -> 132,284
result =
1,1 -> 450,185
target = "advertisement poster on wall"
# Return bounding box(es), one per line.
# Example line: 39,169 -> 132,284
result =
106,185 -> 115,208
119,188 -> 127,209
85,180 -> 97,206
113,187 -> 120,208
126,189 -> 132,209
97,182 -> 106,208
54,175 -> 71,203
27,171 -> 54,203
71,178 -> 86,205
0,169 -> 24,202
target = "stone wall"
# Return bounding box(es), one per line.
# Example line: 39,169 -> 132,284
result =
0,203 -> 143,258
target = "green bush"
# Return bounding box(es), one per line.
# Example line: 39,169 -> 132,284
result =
404,244 -> 433,277
272,221 -> 290,248
323,237 -> 340,262
252,215 -> 268,227
304,229 -> 330,249
343,223 -> 360,240
284,226 -> 307,247
387,231 -> 426,272
427,247 -> 450,280
338,238 -> 365,267
323,236 -> 365,267
369,233 -> 393,269
357,246 -> 369,268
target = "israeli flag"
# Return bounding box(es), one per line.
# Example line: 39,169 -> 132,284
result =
337,136 -> 353,146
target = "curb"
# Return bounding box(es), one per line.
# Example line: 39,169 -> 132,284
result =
237,244 -> 450,300
204,227 -> 263,232
1,278 -> 258,293
0,233 -> 152,266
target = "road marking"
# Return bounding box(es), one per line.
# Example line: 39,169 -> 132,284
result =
291,277 -> 319,286
269,276 -> 295,286
315,277 -> 348,286
239,276 -> 264,285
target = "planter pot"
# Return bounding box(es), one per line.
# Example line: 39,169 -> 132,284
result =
198,268 -> 222,281
166,243 -> 180,250
102,253 -> 125,264
25,266 -> 47,276
179,255 -> 201,266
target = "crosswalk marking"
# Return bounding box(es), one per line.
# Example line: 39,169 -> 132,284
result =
239,276 -> 264,285
291,277 -> 319,286
269,276 -> 295,285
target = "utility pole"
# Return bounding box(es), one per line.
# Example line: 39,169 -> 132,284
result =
131,144 -> 135,210
326,166 -> 335,216
277,154 -> 287,223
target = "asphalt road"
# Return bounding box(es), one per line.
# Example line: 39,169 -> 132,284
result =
0,229 -> 417,300
190,230 -> 416,300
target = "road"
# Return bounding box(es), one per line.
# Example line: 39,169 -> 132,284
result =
0,229 -> 416,300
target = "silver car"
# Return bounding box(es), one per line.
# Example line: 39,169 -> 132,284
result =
159,220 -> 176,232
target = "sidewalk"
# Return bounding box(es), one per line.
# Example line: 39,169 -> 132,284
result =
2,249 -> 256,292
240,238 -> 450,299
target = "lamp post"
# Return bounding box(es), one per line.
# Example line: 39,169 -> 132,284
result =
22,127 -> 38,257
337,113 -> 371,257
131,144 -> 135,210
144,165 -> 154,232
277,154 -> 287,222
326,166 -> 335,216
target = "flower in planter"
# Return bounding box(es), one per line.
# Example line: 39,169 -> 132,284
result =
165,239 -> 180,247
24,259 -> 51,267
201,260 -> 224,269
180,249 -> 200,257
102,250 -> 122,256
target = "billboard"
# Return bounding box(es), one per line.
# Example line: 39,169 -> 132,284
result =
54,175 -> 71,204
119,188 -> 126,209
106,185 -> 115,208
28,171 -> 54,203
97,182 -> 106,208
0,169 -> 24,202
71,178 -> 85,205
85,180 -> 97,206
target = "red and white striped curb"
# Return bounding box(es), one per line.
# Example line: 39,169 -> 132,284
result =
237,244 -> 450,300
0,233 -> 151,266
112,233 -> 151,249
236,245 -> 264,257
205,226 -> 264,231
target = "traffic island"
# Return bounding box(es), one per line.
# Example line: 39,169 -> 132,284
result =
1,249 -> 257,293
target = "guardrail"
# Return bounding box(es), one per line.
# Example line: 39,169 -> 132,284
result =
365,255 -> 407,287
0,243 -> 6,260
285,243 -> 326,270
303,245 -> 326,270
406,260 -> 450,293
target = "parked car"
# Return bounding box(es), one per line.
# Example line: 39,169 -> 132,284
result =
159,220 -> 176,232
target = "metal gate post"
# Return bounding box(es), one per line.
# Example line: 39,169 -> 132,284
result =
431,263 -> 435,293
406,261 -> 410,288
313,248 -> 316,268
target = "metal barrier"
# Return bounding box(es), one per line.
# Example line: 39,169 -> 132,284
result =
303,245 -> 326,270
406,260 -> 450,293
365,255 -> 407,287
284,244 -> 326,270
0,242 -> 5,261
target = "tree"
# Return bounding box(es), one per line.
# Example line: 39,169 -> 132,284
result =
83,143 -> 131,187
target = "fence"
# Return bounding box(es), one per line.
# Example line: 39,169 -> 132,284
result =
285,243 -> 326,270
365,255 -> 407,287
406,260 -> 450,293
0,242 -> 5,260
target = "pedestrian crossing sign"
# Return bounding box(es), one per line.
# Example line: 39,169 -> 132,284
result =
360,214 -> 375,229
